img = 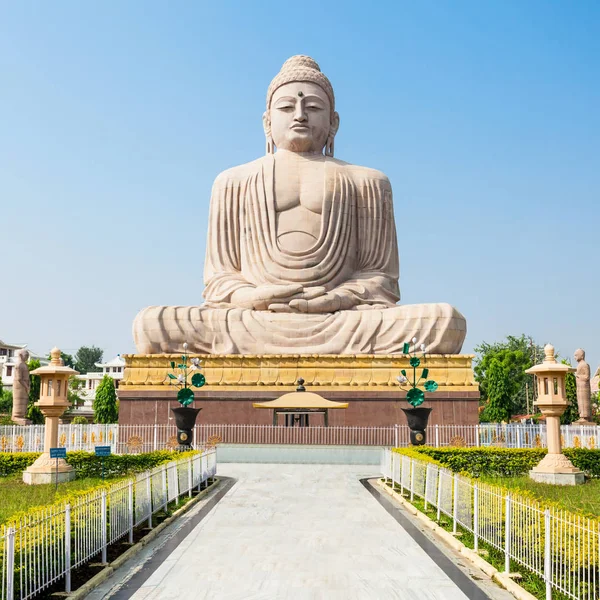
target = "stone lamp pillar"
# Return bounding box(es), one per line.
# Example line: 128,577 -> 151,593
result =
526,344 -> 584,485
23,347 -> 78,485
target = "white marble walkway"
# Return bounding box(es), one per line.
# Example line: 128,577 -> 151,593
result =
123,464 -> 474,600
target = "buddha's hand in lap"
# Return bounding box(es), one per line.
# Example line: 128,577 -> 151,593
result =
288,290 -> 362,314
231,284 -> 326,311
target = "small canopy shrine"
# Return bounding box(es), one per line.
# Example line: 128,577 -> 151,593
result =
253,379 -> 348,427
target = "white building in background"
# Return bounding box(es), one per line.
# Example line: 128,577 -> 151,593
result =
0,339 -> 48,390
75,355 -> 125,407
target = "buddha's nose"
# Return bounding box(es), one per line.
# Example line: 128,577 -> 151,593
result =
294,105 -> 307,121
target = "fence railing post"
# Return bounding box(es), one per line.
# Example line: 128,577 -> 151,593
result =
187,458 -> 193,498
410,459 -> 415,502
476,424 -> 480,447
146,475 -> 153,529
101,490 -> 108,564
6,526 -> 15,600
473,484 -> 479,553
65,504 -> 72,592
161,465 -> 167,511
153,428 -> 158,451
128,481 -> 134,544
391,451 -> 396,488
544,509 -> 551,600
394,424 -> 399,448
452,473 -> 458,534
436,472 -> 442,522
435,424 -> 439,447
504,494 -> 511,574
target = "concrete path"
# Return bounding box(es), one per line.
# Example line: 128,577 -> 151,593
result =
103,464 -> 492,600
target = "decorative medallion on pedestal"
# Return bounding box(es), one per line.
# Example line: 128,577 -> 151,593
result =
396,339 -> 438,445
166,343 -> 206,448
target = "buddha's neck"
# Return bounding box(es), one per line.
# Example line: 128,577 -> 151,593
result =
275,149 -> 325,161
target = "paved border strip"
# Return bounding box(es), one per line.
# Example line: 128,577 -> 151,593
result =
361,477 -> 492,600
370,479 -> 537,600
70,476 -> 235,599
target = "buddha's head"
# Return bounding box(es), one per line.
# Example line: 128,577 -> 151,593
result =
264,55 -> 340,156
574,348 -> 585,362
17,349 -> 29,363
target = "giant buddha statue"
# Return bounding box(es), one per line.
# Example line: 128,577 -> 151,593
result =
133,56 -> 466,355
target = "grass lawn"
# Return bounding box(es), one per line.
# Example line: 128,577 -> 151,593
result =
0,474 -> 119,524
480,475 -> 600,517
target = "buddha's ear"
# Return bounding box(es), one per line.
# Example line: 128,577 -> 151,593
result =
330,111 -> 340,137
263,111 -> 274,155
326,111 -> 340,157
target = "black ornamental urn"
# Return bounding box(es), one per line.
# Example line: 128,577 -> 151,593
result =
401,406 -> 433,446
171,407 -> 202,448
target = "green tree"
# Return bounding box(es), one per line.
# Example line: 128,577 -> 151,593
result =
0,390 -> 12,414
47,351 -> 74,368
93,375 -> 119,424
561,359 -> 579,424
26,358 -> 44,424
68,376 -> 86,408
74,346 -> 104,374
482,358 -> 513,422
476,349 -> 531,422
475,334 -> 542,415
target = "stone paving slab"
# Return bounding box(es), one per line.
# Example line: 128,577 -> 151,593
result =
107,464 -> 478,600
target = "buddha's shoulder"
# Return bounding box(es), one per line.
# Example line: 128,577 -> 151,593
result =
212,157 -> 268,188
330,158 -> 391,188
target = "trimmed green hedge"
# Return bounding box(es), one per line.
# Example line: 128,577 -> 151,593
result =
0,450 -> 196,478
393,447 -> 600,478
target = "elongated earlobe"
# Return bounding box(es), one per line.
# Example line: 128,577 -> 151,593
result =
266,135 -> 274,155
325,111 -> 340,157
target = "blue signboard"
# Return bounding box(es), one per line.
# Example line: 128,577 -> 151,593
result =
50,447 -> 66,459
95,446 -> 111,457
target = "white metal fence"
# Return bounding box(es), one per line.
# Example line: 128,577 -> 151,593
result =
380,449 -> 600,600
0,423 -> 598,453
0,450 -> 217,600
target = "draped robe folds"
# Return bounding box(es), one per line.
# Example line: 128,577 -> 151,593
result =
133,155 -> 467,354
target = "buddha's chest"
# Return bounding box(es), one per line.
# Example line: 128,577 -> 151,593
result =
273,161 -> 327,214
273,161 -> 331,252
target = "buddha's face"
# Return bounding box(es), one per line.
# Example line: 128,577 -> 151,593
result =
574,349 -> 585,362
266,82 -> 337,153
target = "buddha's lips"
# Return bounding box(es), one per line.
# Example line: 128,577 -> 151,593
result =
291,125 -> 310,130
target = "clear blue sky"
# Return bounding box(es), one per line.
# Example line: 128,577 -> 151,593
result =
1,1 -> 598,369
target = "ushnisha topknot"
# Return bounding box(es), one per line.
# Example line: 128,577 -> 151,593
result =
266,55 -> 335,117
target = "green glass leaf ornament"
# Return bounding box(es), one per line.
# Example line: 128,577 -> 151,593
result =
401,369 -> 407,377
424,380 -> 439,393
191,373 -> 206,388
167,373 -> 177,380
403,342 -> 410,354
421,368 -> 429,379
409,356 -> 421,368
170,361 -> 176,369
177,364 -> 186,369
406,388 -> 425,407
177,387 -> 194,406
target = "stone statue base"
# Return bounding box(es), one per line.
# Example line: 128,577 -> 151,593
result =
529,453 -> 584,486
118,353 -> 480,427
23,453 -> 76,485
529,470 -> 585,486
572,418 -> 596,426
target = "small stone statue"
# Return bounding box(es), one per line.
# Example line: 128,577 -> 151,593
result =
574,348 -> 592,423
12,349 -> 31,425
